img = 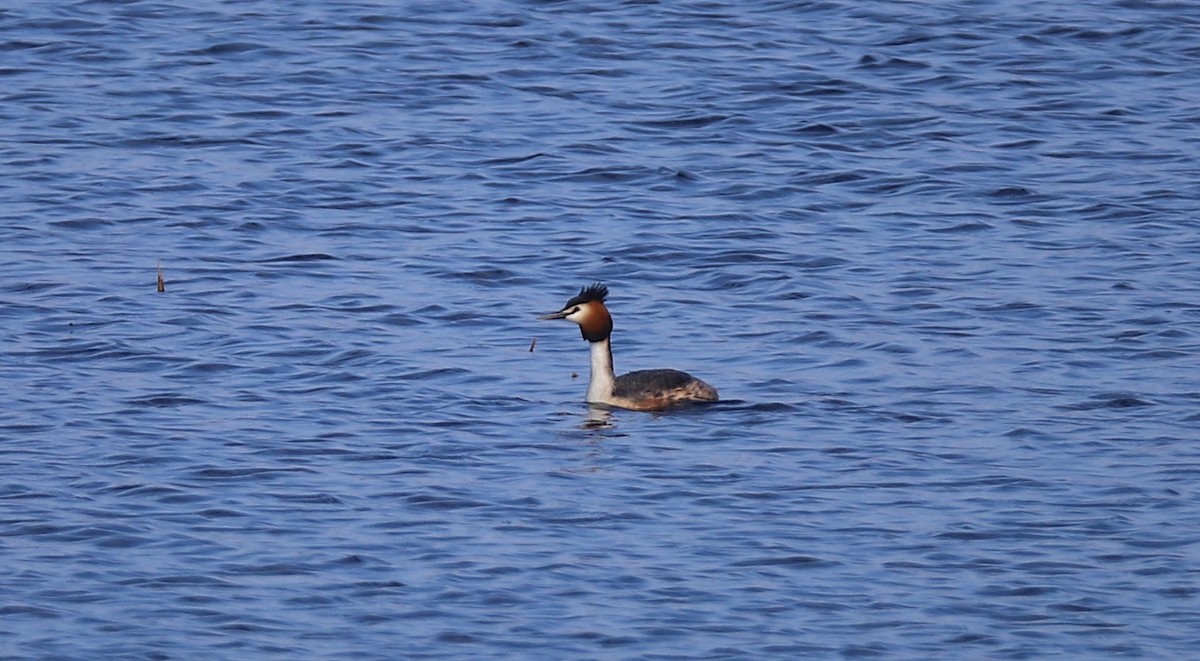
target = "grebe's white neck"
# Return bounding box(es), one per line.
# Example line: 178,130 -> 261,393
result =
586,337 -> 617,404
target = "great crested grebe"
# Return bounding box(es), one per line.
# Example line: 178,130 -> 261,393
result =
539,283 -> 718,411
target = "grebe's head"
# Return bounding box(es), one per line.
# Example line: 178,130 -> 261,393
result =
539,282 -> 613,342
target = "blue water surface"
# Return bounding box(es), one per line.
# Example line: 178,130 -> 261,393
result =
3,1 -> 1200,659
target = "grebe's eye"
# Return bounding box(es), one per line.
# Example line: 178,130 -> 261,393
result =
571,306 -> 580,314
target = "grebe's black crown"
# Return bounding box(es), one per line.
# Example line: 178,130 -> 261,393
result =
566,282 -> 608,307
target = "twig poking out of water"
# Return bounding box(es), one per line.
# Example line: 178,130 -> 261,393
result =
529,337 -> 537,352
157,262 -> 165,293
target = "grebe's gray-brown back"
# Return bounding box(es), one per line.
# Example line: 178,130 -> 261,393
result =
539,283 -> 718,411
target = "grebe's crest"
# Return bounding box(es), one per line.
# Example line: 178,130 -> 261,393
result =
566,283 -> 608,307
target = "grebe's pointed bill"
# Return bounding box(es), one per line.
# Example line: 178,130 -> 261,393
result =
539,309 -> 570,320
